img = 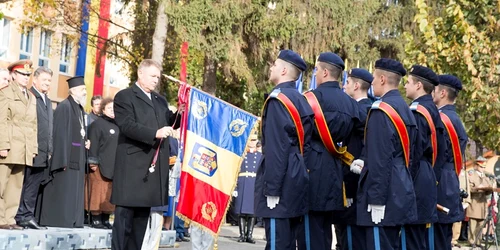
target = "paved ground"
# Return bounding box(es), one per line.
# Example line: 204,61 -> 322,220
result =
158,225 -> 499,249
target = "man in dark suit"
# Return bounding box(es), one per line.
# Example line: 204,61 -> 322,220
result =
300,52 -> 360,250
254,50 -> 314,250
354,59 -> 418,250
15,67 -> 53,229
111,59 -> 181,250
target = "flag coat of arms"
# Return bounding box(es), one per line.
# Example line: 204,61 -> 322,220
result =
176,88 -> 258,234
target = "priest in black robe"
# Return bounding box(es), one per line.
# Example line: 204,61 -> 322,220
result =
38,76 -> 90,228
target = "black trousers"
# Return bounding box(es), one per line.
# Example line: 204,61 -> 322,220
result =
337,224 -> 366,250
111,206 -> 150,250
264,217 -> 302,250
404,224 -> 427,250
296,211 -> 333,250
365,226 -> 401,250
434,223 -> 453,250
15,167 -> 45,223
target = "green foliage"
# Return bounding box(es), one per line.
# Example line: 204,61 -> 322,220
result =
405,0 -> 500,151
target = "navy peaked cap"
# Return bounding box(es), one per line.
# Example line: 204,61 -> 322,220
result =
374,58 -> 406,76
278,50 -> 307,71
317,52 -> 345,70
348,68 -> 373,84
409,65 -> 439,86
438,74 -> 463,91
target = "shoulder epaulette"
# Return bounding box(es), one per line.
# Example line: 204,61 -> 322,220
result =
371,100 -> 382,109
269,89 -> 281,98
409,102 -> 419,111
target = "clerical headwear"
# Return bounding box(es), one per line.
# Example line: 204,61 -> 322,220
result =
67,76 -> 85,89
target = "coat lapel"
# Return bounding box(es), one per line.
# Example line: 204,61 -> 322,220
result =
132,84 -> 154,108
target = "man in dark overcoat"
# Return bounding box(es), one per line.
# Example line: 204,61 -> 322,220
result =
15,67 -> 53,229
111,59 -> 181,250
39,76 -> 90,228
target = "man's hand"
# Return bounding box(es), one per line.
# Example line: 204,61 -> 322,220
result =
178,103 -> 186,113
346,198 -> 353,208
266,196 -> 280,209
367,204 -> 386,224
0,150 -> 8,158
85,140 -> 91,150
350,159 -> 364,174
90,164 -> 98,172
155,126 -> 174,139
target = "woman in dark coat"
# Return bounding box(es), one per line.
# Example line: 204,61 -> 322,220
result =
85,98 -> 119,229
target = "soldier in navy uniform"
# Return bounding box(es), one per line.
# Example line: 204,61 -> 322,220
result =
432,74 -> 467,250
234,134 -> 262,244
353,58 -> 417,250
404,65 -> 442,249
336,68 -> 374,250
299,52 -> 360,250
254,50 -> 314,250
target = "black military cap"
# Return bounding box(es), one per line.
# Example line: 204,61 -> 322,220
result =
438,74 -> 463,91
67,76 -> 85,89
374,58 -> 406,76
409,65 -> 439,86
348,68 -> 373,84
317,52 -> 345,70
278,50 -> 307,71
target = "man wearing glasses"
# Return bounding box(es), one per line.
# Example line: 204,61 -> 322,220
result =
0,60 -> 38,230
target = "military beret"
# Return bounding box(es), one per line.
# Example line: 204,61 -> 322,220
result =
374,58 -> 406,76
317,52 -> 345,70
278,50 -> 307,71
7,59 -> 33,74
67,76 -> 85,89
409,65 -> 439,86
438,74 -> 463,91
348,68 -> 373,84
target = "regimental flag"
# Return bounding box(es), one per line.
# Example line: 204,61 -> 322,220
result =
176,88 -> 259,235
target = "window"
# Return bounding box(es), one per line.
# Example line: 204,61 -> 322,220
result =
39,29 -> 52,67
20,28 -> 34,59
60,35 -> 71,73
0,18 -> 10,59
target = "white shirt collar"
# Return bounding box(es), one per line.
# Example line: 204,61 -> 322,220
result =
135,82 -> 151,99
356,97 -> 368,102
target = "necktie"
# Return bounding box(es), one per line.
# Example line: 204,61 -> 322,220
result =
22,89 -> 27,100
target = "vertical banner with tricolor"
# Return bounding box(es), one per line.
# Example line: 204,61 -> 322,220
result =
75,0 -> 110,109
176,88 -> 259,235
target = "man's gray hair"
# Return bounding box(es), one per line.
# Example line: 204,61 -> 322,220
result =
138,59 -> 162,71
34,67 -> 53,78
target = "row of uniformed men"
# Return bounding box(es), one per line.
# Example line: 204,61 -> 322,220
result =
254,49 -> 469,250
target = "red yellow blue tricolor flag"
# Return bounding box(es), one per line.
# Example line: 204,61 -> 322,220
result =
176,86 -> 259,235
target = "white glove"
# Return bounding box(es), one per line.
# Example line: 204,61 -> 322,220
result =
266,196 -> 280,209
350,159 -> 364,174
463,203 -> 469,210
346,198 -> 353,208
171,157 -> 182,179
367,204 -> 386,224
233,191 -> 238,197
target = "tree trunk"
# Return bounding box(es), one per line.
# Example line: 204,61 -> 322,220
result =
202,55 -> 217,95
152,0 -> 168,92
152,0 -> 168,64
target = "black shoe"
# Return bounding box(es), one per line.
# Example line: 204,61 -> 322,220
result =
91,214 -> 106,229
184,232 -> 190,238
101,214 -> 112,229
18,219 -> 47,230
